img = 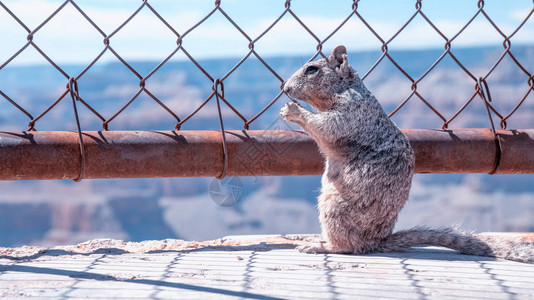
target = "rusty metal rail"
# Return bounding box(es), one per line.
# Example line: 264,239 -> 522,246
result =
1,129 -> 532,180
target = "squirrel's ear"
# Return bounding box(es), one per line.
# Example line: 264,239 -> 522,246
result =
329,45 -> 351,77
328,45 -> 347,66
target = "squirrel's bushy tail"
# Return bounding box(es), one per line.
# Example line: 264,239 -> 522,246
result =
378,226 -> 534,263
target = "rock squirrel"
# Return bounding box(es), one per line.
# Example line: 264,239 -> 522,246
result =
280,45 -> 534,263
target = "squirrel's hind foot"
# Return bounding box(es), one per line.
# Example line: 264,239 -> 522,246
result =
297,242 -> 352,254
297,243 -> 329,254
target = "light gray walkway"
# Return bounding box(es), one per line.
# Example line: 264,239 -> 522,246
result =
1,237 -> 533,299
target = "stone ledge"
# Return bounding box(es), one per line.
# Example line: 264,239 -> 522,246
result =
2,233 -> 533,260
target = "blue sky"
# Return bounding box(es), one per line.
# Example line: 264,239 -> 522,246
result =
0,0 -> 532,65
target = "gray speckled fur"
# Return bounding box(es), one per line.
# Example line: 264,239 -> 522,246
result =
280,45 -> 534,263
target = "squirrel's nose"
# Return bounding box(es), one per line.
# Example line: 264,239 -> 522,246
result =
282,81 -> 290,94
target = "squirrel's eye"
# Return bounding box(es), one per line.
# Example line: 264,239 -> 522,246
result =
304,65 -> 319,75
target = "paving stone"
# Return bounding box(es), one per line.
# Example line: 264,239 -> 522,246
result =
0,235 -> 533,299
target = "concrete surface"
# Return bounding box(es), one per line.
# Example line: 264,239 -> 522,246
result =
0,235 -> 533,299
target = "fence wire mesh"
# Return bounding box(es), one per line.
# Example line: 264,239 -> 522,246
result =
0,0 -> 533,133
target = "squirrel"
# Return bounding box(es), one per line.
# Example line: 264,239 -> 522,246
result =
280,45 -> 533,263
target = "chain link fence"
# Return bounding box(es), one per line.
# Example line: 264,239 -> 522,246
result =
0,0 -> 533,180
1,0 -> 533,132
1,1 -> 534,250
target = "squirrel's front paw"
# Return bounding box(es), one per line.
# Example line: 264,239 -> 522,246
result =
280,102 -> 304,123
